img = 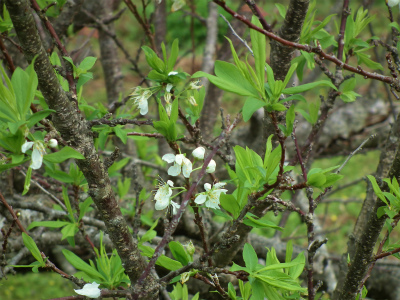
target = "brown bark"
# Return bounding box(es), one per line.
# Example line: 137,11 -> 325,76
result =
4,0 -> 157,297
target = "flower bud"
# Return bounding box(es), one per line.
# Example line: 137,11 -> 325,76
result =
192,147 -> 205,159
187,240 -> 195,256
206,159 -> 216,173
48,139 -> 58,148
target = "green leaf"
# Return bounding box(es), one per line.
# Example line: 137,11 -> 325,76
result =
243,97 -> 265,122
275,3 -> 286,18
357,52 -> 383,70
284,105 -> 295,136
253,272 -> 307,292
62,186 -> 75,222
78,56 -> 97,71
243,243 -> 258,272
220,194 -> 240,219
167,39 -> 179,73
61,223 -> 78,240
22,233 -> 44,264
62,249 -> 104,280
44,146 -> 84,163
169,241 -> 190,265
12,60 -> 38,120
367,175 -> 387,204
193,61 -> 259,97
321,173 -> 344,188
26,109 -> 55,128
147,70 -> 168,81
282,63 -> 298,90
265,64 -> 275,94
114,126 -> 127,144
140,244 -> 182,271
283,80 -> 337,94
142,46 -> 165,73
267,103 -> 287,112
63,56 -> 77,74
228,282 -> 237,300
251,16 -> 266,91
288,252 -> 305,279
307,172 -> 326,187
22,167 -> 32,195
27,220 -> 70,230
243,215 -> 283,230
79,197 -> 93,222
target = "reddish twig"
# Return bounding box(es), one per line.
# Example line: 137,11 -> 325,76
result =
123,0 -> 157,53
337,0 -> 350,63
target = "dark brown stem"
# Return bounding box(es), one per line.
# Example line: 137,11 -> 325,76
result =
0,36 -> 15,72
123,0 -> 157,53
337,0 -> 350,63
29,0 -> 76,97
243,0 -> 272,31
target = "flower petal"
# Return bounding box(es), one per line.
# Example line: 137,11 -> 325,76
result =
214,182 -> 226,189
204,183 -> 212,191
162,154 -> 176,163
194,194 -> 207,205
175,154 -> 185,165
168,163 -> 181,176
30,143 -> 45,170
182,158 -> 192,178
167,180 -> 174,187
170,201 -> 180,214
74,282 -> 101,299
388,0 -> 399,7
138,97 -> 148,115
21,141 -> 34,153
155,198 -> 170,210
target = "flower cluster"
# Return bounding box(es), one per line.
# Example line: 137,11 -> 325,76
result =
130,87 -> 152,115
155,147 -> 221,212
162,153 -> 192,178
195,182 -> 227,209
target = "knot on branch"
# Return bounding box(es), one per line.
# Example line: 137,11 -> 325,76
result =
104,147 -> 120,169
308,238 -> 328,254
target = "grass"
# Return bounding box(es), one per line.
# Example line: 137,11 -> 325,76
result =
1,272 -> 75,300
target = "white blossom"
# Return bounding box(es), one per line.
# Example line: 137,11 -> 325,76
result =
48,139 -> 58,148
74,282 -> 101,299
192,147 -> 205,159
206,159 -> 216,173
166,84 -> 173,92
154,180 -> 174,210
189,80 -> 202,90
388,0 -> 400,7
21,141 -> 46,170
130,87 -> 151,115
168,71 -> 178,76
162,153 -> 192,178
194,182 -> 227,209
